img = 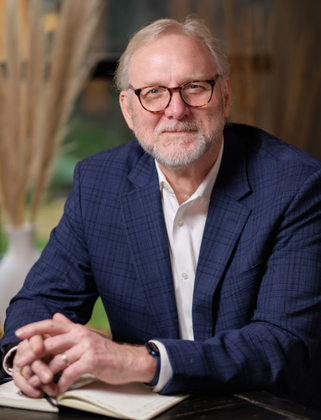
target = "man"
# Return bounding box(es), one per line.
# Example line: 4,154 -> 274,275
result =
1,17 -> 321,409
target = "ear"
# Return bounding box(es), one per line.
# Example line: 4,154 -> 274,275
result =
119,91 -> 134,130
222,77 -> 232,118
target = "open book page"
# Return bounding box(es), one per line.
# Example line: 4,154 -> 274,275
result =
58,380 -> 188,420
0,378 -> 188,419
0,380 -> 58,413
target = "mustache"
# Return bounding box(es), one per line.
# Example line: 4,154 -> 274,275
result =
155,121 -> 201,135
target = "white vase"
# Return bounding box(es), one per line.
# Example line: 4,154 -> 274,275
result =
0,224 -> 40,324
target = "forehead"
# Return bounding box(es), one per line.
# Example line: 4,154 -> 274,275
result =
129,33 -> 217,86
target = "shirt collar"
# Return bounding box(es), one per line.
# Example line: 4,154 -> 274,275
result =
155,139 -> 224,201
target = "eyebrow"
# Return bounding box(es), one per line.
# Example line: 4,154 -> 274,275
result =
134,77 -> 212,88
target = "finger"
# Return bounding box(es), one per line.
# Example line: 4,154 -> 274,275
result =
42,324 -> 91,356
14,336 -> 46,368
21,365 -> 34,380
15,319 -> 71,340
34,358 -> 54,383
43,326 -> 98,366
42,333 -> 75,356
28,335 -> 45,356
12,370 -> 44,399
56,360 -> 88,395
41,381 -> 59,397
52,313 -> 73,324
28,374 -> 43,388
48,351 -> 75,376
25,351 -> 77,391
46,349 -> 87,395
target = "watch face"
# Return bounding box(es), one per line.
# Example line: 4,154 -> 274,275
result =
146,342 -> 160,355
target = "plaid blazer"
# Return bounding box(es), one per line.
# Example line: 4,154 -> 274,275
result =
2,124 -> 321,408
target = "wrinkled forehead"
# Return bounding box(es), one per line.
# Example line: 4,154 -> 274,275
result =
129,34 -> 217,87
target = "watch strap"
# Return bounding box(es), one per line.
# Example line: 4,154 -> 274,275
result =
145,342 -> 161,387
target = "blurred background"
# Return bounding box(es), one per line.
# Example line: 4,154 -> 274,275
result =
0,0 -> 320,331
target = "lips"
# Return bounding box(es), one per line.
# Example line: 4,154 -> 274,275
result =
157,123 -> 200,135
162,130 -> 196,134
157,127 -> 199,134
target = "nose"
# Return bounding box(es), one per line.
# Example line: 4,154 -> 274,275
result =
164,90 -> 190,120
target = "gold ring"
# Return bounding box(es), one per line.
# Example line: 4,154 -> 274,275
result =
61,353 -> 70,367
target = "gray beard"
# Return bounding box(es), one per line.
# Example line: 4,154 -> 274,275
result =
133,118 -> 225,170
147,132 -> 213,169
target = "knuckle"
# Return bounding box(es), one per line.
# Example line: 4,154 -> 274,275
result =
77,328 -> 90,340
31,359 -> 41,372
17,339 -> 28,351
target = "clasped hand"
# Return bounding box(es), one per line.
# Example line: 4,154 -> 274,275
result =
12,313 -> 155,398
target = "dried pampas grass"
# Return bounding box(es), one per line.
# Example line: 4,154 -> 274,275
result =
0,0 -> 103,226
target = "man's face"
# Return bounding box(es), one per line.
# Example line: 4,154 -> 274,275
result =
120,34 -> 231,170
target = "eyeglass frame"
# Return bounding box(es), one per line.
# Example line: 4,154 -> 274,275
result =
130,74 -> 220,113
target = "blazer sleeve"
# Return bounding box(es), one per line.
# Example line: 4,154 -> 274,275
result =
0,161 -> 99,349
158,167 -> 321,407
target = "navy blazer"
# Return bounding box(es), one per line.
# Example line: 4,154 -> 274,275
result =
2,124 -> 321,408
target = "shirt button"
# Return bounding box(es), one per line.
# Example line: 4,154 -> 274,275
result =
163,183 -> 170,190
181,272 -> 189,280
177,219 -> 184,226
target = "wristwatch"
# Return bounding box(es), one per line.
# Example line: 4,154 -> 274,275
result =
145,342 -> 161,387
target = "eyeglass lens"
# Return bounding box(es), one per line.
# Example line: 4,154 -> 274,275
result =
139,81 -> 213,112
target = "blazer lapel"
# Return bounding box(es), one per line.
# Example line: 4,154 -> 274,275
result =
193,128 -> 252,341
120,152 -> 180,339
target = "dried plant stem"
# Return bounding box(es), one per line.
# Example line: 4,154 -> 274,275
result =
0,63 -> 10,217
0,0 -> 103,227
20,0 -> 44,216
30,0 -> 102,222
4,0 -> 21,224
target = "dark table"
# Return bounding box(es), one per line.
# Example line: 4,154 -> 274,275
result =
0,390 -> 320,420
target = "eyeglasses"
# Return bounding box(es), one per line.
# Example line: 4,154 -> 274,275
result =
131,74 -> 220,113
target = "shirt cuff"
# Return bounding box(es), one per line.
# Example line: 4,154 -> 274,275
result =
149,340 -> 173,392
2,345 -> 18,376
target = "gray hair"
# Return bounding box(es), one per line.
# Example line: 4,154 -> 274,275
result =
114,16 -> 230,91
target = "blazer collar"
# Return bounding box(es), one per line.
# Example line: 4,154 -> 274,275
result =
215,125 -> 252,200
127,148 -> 157,188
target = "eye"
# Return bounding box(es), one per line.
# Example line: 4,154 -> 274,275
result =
149,88 -> 161,94
184,82 -> 211,95
185,82 -> 207,93
141,86 -> 166,100
190,84 -> 201,89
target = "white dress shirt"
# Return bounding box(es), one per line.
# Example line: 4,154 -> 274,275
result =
152,140 -> 224,391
